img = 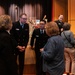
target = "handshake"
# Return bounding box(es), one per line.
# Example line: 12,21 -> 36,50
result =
17,45 -> 25,52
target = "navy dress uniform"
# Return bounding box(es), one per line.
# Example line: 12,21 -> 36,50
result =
30,28 -> 49,75
11,21 -> 29,75
55,20 -> 64,35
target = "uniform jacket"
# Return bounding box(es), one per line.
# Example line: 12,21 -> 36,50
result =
55,20 -> 64,30
11,21 -> 29,47
30,28 -> 49,51
55,20 -> 64,35
0,30 -> 18,75
41,35 -> 65,75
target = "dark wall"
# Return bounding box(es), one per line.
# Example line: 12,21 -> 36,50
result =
41,0 -> 52,21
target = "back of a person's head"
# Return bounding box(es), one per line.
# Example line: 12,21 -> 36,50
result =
63,22 -> 71,30
45,21 -> 59,36
0,15 -> 12,30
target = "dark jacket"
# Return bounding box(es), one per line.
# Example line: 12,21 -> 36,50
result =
0,30 -> 18,75
41,35 -> 65,75
11,21 -> 29,47
30,28 -> 49,51
55,20 -> 64,35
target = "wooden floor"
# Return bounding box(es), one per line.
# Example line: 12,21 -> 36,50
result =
23,64 -> 36,75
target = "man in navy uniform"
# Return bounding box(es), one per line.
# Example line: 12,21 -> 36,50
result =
11,13 -> 29,75
55,14 -> 64,35
30,20 -> 49,75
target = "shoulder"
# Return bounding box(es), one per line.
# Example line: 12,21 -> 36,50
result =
55,20 -> 59,23
34,28 -> 39,32
0,31 -> 10,41
13,21 -> 19,25
24,23 -> 29,28
49,35 -> 62,42
64,30 -> 73,35
12,21 -> 20,27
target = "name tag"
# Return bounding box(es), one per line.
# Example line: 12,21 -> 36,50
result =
25,29 -> 28,31
36,35 -> 39,37
16,28 -> 19,30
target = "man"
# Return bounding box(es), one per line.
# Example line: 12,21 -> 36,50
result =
55,14 -> 64,35
11,13 -> 29,75
30,20 -> 49,75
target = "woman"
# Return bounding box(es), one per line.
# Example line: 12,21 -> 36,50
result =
40,21 -> 65,75
61,22 -> 75,75
0,15 -> 24,75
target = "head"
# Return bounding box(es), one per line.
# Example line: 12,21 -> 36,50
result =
45,21 -> 59,36
63,22 -> 71,31
0,15 -> 12,31
39,20 -> 46,30
19,13 -> 27,24
58,14 -> 64,22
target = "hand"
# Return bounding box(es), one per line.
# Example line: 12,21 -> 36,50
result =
17,45 -> 25,52
40,48 -> 44,52
19,46 -> 25,52
17,46 -> 23,50
61,28 -> 63,32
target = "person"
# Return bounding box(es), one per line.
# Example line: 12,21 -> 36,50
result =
30,20 -> 49,75
61,22 -> 75,75
11,13 -> 29,75
0,15 -> 24,75
40,21 -> 65,75
55,14 -> 64,35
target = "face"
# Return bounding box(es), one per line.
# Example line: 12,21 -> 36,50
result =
40,21 -> 45,29
58,15 -> 64,22
20,15 -> 27,24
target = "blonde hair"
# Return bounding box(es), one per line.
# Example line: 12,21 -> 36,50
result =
45,21 -> 59,36
0,15 -> 12,30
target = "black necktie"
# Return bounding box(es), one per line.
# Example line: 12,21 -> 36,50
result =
22,25 -> 24,28
41,30 -> 43,34
21,24 -> 24,28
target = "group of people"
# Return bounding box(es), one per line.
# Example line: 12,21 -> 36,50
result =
0,13 -> 75,75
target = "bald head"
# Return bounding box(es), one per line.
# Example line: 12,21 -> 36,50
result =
58,15 -> 64,22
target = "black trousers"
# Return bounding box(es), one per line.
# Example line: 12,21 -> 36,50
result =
35,51 -> 46,75
46,72 -> 50,75
16,50 -> 25,75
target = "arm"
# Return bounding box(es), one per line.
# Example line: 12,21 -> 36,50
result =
41,39 -> 56,61
24,24 -> 29,47
70,32 -> 75,44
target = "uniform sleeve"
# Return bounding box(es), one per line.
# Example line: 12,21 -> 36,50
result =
30,29 -> 36,47
24,24 -> 29,47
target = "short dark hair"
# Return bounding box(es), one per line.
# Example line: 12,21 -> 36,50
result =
63,22 -> 71,30
19,13 -> 27,18
41,20 -> 46,24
